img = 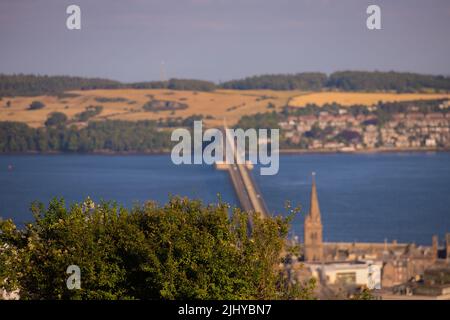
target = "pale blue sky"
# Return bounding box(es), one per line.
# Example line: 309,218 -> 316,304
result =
0,0 -> 449,82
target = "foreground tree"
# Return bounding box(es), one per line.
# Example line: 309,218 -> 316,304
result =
0,197 -> 315,300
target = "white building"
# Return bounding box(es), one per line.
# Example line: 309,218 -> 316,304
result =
307,261 -> 382,289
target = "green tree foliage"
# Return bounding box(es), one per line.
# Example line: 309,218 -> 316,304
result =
130,79 -> 216,92
28,100 -> 45,110
0,122 -> 35,152
221,71 -> 450,92
0,74 -> 122,97
283,99 -> 448,120
2,72 -> 450,97
73,106 -> 104,122
45,112 -> 68,127
0,121 -> 172,153
0,75 -> 217,98
350,287 -> 376,300
155,115 -> 205,128
328,71 -> 450,92
235,111 -> 281,130
376,98 -> 448,114
334,130 -> 362,144
142,100 -> 188,112
94,97 -> 128,103
221,73 -> 327,91
0,197 -> 315,300
167,78 -> 216,92
267,102 -> 276,109
303,123 -> 334,140
129,81 -> 168,89
282,103 -> 363,117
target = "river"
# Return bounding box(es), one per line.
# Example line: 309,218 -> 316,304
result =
1,152 -> 449,245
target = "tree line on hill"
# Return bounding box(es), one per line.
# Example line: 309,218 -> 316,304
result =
221,72 -> 327,91
130,78 -> 216,92
0,120 -> 171,153
1,71 -> 450,97
221,71 -> 450,92
0,74 -> 122,97
327,71 -> 450,92
0,75 -> 216,97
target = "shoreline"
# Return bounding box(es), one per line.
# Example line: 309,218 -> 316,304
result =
0,147 -> 449,156
278,147 -> 450,155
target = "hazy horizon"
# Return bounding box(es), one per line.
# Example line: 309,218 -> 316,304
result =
1,0 -> 450,82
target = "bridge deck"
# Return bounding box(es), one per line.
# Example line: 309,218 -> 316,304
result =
220,125 -> 270,220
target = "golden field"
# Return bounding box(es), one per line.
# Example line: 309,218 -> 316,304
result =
288,92 -> 450,107
0,89 -> 300,128
1,89 -> 450,128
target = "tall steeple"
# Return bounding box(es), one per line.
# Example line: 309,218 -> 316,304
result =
304,172 -> 324,262
309,172 -> 321,223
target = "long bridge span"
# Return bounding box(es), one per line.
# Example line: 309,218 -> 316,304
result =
216,125 -> 270,221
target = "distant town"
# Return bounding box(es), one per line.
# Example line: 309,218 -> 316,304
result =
1,72 -> 450,155
277,99 -> 450,152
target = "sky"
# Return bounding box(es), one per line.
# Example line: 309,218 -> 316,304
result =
0,0 -> 449,82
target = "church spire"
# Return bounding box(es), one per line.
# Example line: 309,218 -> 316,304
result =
304,172 -> 324,262
309,172 -> 321,222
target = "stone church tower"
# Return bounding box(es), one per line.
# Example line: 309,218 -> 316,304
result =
304,172 -> 324,262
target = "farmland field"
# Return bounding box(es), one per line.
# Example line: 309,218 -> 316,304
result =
0,89 -> 300,127
288,92 -> 450,107
1,89 -> 450,128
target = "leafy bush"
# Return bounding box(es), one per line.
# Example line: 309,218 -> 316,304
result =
335,130 -> 362,143
28,100 -> 45,110
0,197 -> 314,300
45,112 -> 68,127
73,106 -> 103,122
235,111 -> 281,130
94,97 -> 128,103
142,100 -> 188,112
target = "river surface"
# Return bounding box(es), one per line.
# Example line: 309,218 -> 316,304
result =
1,153 -> 449,245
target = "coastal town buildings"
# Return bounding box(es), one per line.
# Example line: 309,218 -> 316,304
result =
280,101 -> 450,152
286,173 -> 450,299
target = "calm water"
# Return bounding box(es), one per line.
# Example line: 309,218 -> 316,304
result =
0,153 -> 449,245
